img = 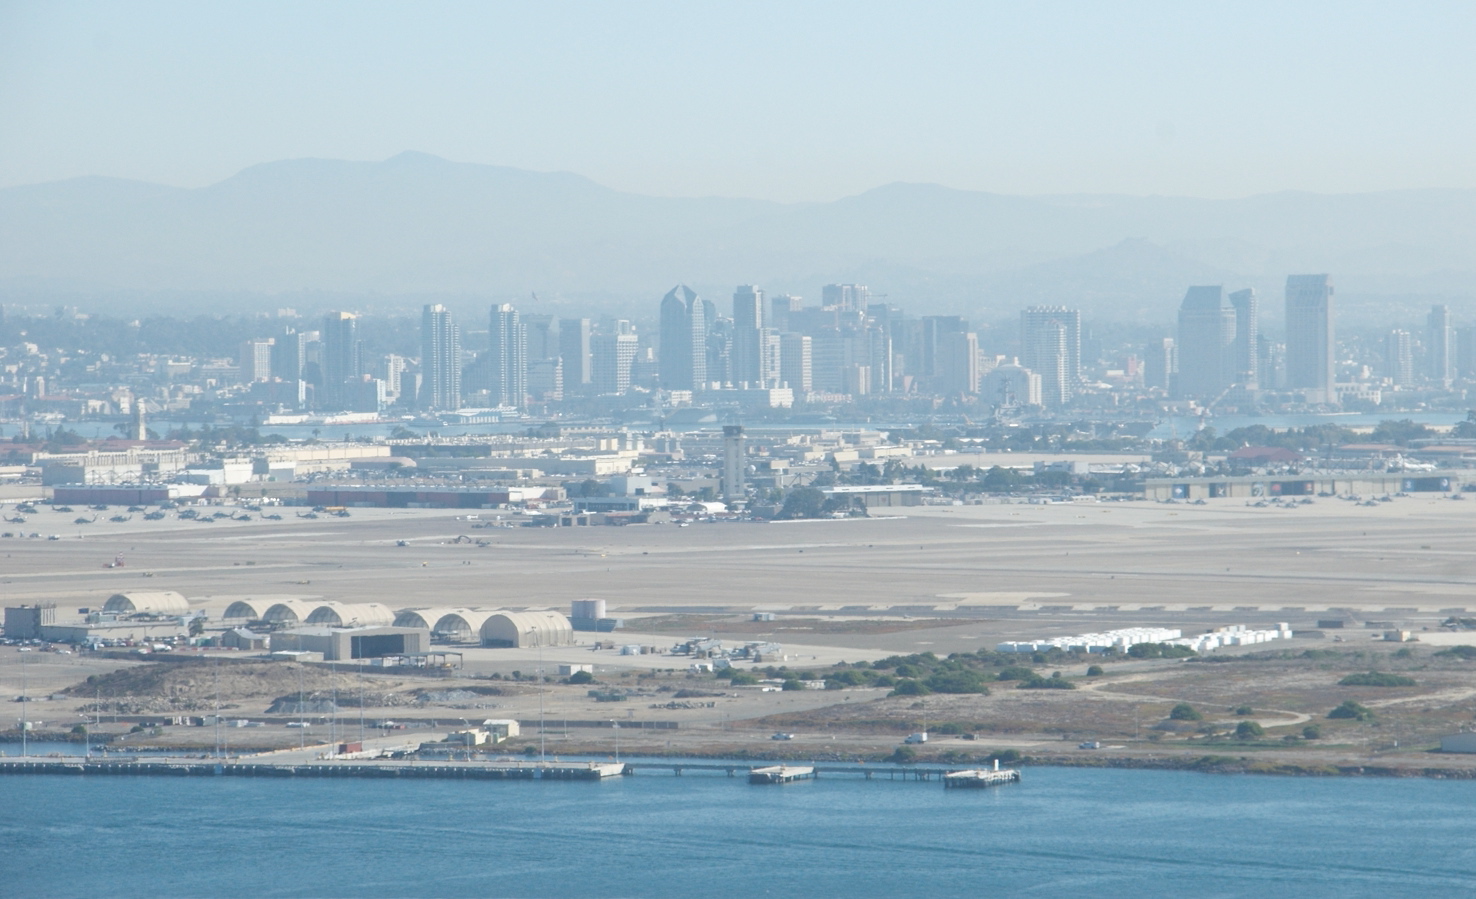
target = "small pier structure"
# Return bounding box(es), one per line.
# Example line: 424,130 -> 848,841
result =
748,765 -> 815,784
942,761 -> 1021,789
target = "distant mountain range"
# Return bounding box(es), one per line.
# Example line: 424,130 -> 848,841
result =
1,151 -> 1472,325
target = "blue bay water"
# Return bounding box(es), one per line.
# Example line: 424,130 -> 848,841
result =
2,767 -> 1474,898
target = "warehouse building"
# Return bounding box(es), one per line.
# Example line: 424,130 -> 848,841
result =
271,625 -> 430,661
304,486 -> 551,508
480,610 -> 575,648
1144,471 -> 1472,501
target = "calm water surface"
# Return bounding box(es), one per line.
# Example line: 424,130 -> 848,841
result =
1,766 -> 1474,897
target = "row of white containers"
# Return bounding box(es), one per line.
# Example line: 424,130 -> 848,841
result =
997,624 -> 1293,654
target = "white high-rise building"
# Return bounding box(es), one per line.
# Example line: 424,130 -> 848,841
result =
419,304 -> 461,410
239,338 -> 274,383
1385,329 -> 1413,388
1020,306 -> 1080,407
489,303 -> 527,408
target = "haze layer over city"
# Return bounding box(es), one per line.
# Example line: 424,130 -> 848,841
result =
4,4 -> 1476,897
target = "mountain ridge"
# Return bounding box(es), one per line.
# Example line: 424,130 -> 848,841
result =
1,153 -> 1471,322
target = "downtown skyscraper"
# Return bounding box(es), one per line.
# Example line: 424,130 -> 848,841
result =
319,311 -> 361,410
1285,274 -> 1335,403
731,284 -> 766,386
1020,306 -> 1081,407
659,284 -> 708,390
419,303 -> 461,410
1175,287 -> 1236,400
488,303 -> 527,409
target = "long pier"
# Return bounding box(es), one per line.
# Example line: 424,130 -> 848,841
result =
0,758 -> 626,780
0,757 -> 1019,785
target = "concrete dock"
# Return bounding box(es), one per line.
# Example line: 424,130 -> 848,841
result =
942,767 -> 1021,788
748,765 -> 815,784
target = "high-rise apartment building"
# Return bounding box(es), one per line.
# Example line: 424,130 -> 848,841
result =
1385,329 -> 1414,387
920,316 -> 968,383
419,303 -> 461,410
821,284 -> 869,313
1175,287 -> 1236,399
779,333 -> 812,394
488,303 -> 527,408
936,331 -> 980,396
1228,288 -> 1259,389
524,315 -> 557,363
1020,306 -> 1081,407
558,318 -> 592,391
272,330 -> 306,385
528,358 -> 564,402
592,321 -> 638,395
1427,304 -> 1455,386
659,285 -> 707,390
1021,308 -> 1080,407
1285,274 -> 1335,402
320,311 -> 361,410
239,338 -> 274,383
1143,337 -> 1178,392
769,295 -> 802,332
382,354 -> 407,403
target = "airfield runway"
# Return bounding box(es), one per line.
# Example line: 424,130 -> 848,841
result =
3,494 -> 1475,656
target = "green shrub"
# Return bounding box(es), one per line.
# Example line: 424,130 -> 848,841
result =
1017,672 -> 1075,690
924,670 -> 991,694
1086,665 -> 1104,677
1128,642 -> 1197,659
889,679 -> 931,697
1234,705 -> 1254,716
1328,700 -> 1374,721
1235,721 -> 1264,739
1303,724 -> 1322,740
1169,703 -> 1203,721
1435,645 -> 1476,660
1338,672 -> 1416,687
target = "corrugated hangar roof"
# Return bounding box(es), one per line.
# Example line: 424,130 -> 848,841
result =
480,610 -> 574,647
393,607 -> 463,629
305,602 -> 395,627
102,591 -> 190,616
223,598 -> 276,620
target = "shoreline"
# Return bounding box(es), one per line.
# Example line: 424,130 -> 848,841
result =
10,731 -> 1476,780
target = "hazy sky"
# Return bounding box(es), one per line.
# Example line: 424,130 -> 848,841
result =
2,1 -> 1474,201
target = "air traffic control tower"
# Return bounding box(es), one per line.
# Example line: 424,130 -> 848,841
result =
722,425 -> 745,501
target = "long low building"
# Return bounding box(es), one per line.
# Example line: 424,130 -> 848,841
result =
1144,471 -> 1472,501
305,486 -> 552,508
271,626 -> 430,661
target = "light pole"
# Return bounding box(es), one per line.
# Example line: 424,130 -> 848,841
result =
20,649 -> 28,759
537,637 -> 546,762
613,720 -> 620,763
